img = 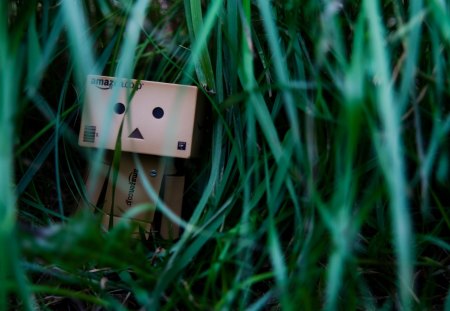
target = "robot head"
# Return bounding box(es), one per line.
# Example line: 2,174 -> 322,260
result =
78,75 -> 206,158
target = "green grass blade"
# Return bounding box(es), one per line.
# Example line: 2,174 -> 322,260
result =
263,151 -> 290,310
428,0 -> 450,44
184,0 -> 218,91
365,0 -> 414,308
398,0 -> 424,111
54,69 -> 72,220
256,0 -> 302,160
61,0 -> 95,85
0,2 -> 35,309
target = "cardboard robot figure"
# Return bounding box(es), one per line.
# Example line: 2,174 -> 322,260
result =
78,75 -> 206,239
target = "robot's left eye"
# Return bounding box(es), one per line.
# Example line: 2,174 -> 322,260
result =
114,103 -> 125,115
152,107 -> 164,119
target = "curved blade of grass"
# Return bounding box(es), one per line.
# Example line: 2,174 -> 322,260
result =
54,68 -> 72,221
246,290 -> 274,311
15,102 -> 78,157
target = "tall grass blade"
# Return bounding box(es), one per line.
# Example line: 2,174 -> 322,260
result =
429,0 -> 450,43
365,0 -> 413,308
256,0 -> 302,160
61,0 -> 95,86
184,0 -> 218,91
54,70 -> 71,220
0,2 -> 36,309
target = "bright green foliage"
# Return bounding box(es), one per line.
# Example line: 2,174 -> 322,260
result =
3,0 -> 450,310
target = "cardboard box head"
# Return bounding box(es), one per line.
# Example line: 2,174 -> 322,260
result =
78,75 -> 206,158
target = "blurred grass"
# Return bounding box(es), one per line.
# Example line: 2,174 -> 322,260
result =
3,0 -> 450,310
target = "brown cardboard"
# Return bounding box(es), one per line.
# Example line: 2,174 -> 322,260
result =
78,75 -> 205,159
81,157 -> 110,209
101,153 -> 165,222
80,152 -> 184,238
160,176 -> 185,239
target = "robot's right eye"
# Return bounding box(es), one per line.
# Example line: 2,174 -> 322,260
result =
115,103 -> 125,115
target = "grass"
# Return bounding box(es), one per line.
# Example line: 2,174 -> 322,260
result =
2,0 -> 450,309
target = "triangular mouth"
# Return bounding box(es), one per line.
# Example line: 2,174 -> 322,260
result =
128,128 -> 144,139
